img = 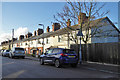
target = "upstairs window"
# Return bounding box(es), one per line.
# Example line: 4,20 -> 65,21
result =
31,41 -> 33,45
46,38 -> 49,44
25,43 -> 27,45
58,35 -> 61,42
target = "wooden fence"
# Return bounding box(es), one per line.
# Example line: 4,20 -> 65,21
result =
70,42 -> 120,65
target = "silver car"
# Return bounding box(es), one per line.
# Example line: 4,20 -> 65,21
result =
9,47 -> 25,59
1,50 -> 4,56
2,50 -> 10,57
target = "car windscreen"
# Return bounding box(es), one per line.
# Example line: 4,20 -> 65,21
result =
63,49 -> 76,54
15,48 -> 24,51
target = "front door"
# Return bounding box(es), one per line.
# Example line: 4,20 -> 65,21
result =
33,50 -> 37,56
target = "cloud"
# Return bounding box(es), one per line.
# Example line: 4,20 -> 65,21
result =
0,27 -> 28,45
0,33 -> 12,43
14,27 -> 28,38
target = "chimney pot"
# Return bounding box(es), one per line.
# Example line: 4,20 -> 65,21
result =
66,19 -> 71,27
34,31 -> 36,36
46,26 -> 50,32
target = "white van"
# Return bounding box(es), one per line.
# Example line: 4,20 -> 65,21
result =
9,47 -> 25,59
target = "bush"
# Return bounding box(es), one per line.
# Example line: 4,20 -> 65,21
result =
25,54 -> 32,56
25,53 -> 39,58
38,55 -> 40,58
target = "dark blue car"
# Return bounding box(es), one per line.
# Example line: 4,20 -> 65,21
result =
40,48 -> 78,68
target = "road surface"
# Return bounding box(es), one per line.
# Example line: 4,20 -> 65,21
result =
2,56 -> 119,78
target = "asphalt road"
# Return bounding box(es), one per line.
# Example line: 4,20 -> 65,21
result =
2,56 -> 119,78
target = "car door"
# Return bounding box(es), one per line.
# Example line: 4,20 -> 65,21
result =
44,49 -> 53,63
49,49 -> 61,62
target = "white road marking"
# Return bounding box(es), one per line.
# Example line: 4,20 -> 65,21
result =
84,67 -> 120,75
99,70 -> 114,73
4,70 -> 26,78
84,67 -> 96,71
3,62 -> 14,65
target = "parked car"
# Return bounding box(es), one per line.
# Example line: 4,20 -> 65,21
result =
40,48 -> 78,68
2,50 -> 10,57
1,50 -> 5,56
0,50 -> 1,54
9,47 -> 25,59
0,50 -> 2,55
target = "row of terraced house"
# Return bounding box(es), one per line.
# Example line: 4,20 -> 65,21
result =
0,13 -> 120,56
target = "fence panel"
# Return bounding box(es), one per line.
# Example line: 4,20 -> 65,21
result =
70,42 -> 119,65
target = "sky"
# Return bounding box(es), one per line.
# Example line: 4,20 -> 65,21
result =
0,1 -> 119,45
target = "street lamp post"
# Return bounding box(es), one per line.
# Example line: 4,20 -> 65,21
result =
77,29 -> 83,64
38,24 -> 44,54
12,29 -> 14,48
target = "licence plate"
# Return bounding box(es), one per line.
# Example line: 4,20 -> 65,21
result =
68,56 -> 75,58
18,52 -> 22,54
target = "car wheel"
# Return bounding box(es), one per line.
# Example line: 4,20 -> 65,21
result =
8,54 -> 11,58
40,58 -> 44,65
22,56 -> 25,59
9,54 -> 12,58
3,54 -> 5,57
55,59 -> 61,68
11,55 -> 14,59
71,63 -> 77,68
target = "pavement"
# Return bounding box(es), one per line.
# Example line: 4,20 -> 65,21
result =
25,55 -> 39,61
25,55 -> 120,76
81,62 -> 120,75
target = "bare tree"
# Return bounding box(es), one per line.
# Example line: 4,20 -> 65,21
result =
54,0 -> 112,61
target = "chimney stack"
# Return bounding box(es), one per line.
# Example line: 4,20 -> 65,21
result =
25,32 -> 32,38
78,13 -> 88,24
13,38 -> 17,41
25,35 -> 27,38
52,23 -> 61,32
37,28 -> 43,36
28,32 -> 32,38
66,19 -> 71,27
46,26 -> 50,32
19,35 -> 24,40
